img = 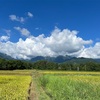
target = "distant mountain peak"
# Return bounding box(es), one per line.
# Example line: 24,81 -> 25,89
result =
0,52 -> 14,60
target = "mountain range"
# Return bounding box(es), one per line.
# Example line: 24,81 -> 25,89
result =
0,52 -> 14,60
0,52 -> 100,63
30,55 -> 100,63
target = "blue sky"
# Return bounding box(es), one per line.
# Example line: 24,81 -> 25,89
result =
0,0 -> 100,59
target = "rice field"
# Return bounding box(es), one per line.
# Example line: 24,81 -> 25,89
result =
34,71 -> 100,100
0,70 -> 32,100
0,70 -> 100,100
40,70 -> 100,76
0,70 -> 33,75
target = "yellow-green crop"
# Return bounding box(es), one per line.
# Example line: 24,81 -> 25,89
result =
0,75 -> 31,100
37,71 -> 100,100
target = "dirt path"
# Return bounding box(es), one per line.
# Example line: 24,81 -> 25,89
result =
27,81 -> 33,100
27,81 -> 38,100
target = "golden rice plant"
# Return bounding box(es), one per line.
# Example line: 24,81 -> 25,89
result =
0,75 -> 31,100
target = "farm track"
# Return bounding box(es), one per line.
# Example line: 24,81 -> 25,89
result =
27,81 -> 32,100
28,81 -> 39,100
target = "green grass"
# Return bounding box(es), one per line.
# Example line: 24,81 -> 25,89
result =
36,71 -> 100,100
31,70 -> 51,100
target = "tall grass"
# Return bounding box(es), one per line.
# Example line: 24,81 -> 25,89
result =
39,74 -> 100,100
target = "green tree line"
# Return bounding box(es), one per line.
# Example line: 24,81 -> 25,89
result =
0,58 -> 100,71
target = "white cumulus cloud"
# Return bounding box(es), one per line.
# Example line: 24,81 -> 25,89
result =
0,35 -> 10,42
14,27 -> 30,37
28,12 -> 33,17
43,28 -> 92,55
78,42 -> 100,58
0,27 -> 95,59
9,15 -> 25,23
